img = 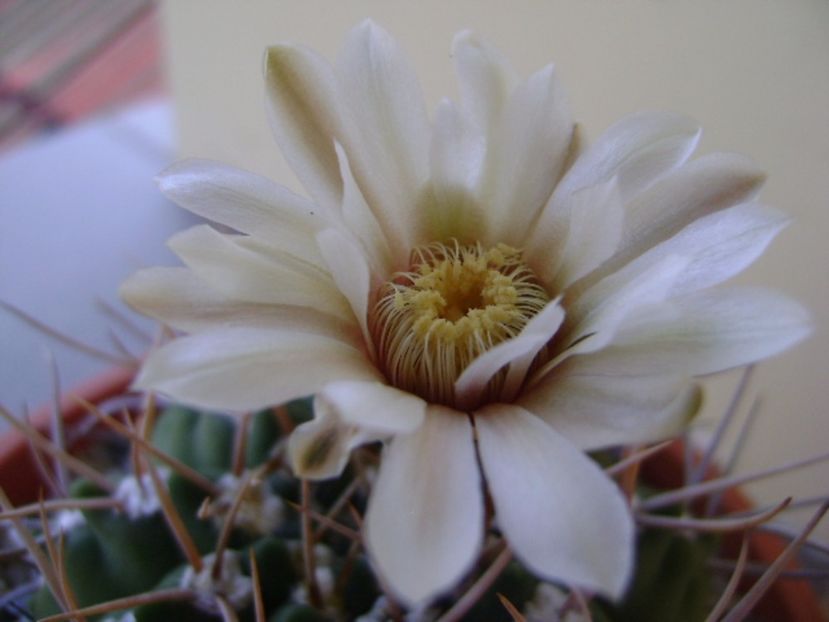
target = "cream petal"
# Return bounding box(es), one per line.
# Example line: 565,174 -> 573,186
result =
451,30 -> 518,137
518,362 -> 702,451
426,99 -> 487,243
264,44 -> 344,212
316,228 -> 373,351
335,143 -> 395,276
604,287 -> 812,376
120,266 -> 357,341
475,404 -> 634,599
168,225 -> 351,319
483,64 -> 573,246
526,112 -> 700,275
610,152 -> 766,274
320,381 -> 426,432
364,405 -> 483,605
289,381 -> 425,480
336,20 -> 430,252
135,327 -> 380,412
455,299 -> 564,408
553,111 -> 701,205
157,159 -> 327,268
548,178 -> 624,289
626,202 -> 790,297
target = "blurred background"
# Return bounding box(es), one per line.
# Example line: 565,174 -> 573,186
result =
1,0 -> 828,547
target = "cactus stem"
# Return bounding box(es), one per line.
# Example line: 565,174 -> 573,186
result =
314,474 -> 364,540
211,469 -> 257,581
496,593 -> 525,621
301,479 -> 324,609
37,496 -> 85,621
37,587 -> 196,622
248,547 -> 267,622
286,500 -> 361,542
0,494 -> 122,520
232,412 -> 252,477
215,594 -> 240,622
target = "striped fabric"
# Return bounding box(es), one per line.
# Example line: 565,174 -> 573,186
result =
0,0 -> 164,150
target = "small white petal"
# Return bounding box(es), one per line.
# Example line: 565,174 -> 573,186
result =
316,228 -> 373,349
483,64 -> 573,246
264,44 -> 345,212
289,382 -> 425,480
364,406 -> 482,605
475,404 -> 633,598
606,287 -> 813,376
157,159 -> 327,268
521,358 -> 702,450
135,328 -> 380,411
120,266 -> 356,341
452,30 -> 518,136
628,202 -> 790,296
455,299 -> 564,408
553,111 -> 701,204
168,225 -> 351,320
336,19 -> 430,252
426,99 -> 487,243
611,152 -> 766,273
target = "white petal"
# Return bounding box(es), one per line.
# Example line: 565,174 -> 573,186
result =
605,287 -> 812,376
426,99 -> 487,243
157,159 -> 327,268
316,228 -> 373,349
364,406 -> 482,605
475,404 -> 634,598
543,178 -> 624,288
483,64 -> 573,245
521,357 -> 702,450
527,112 -> 700,275
455,299 -> 564,408
168,225 -> 351,319
553,111 -> 701,205
627,202 -> 790,297
320,381 -> 426,432
336,20 -> 430,252
135,327 -> 380,412
452,30 -> 518,137
289,381 -> 425,480
335,143 -> 394,277
120,266 -> 356,341
264,45 -> 344,212
611,152 -> 766,273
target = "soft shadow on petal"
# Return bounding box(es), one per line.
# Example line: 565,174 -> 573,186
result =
168,225 -> 352,320
157,159 -> 327,267
475,404 -> 634,599
603,286 -> 813,376
364,405 -> 483,605
520,357 -> 702,450
120,266 -> 359,343
336,19 -> 430,252
264,44 -> 345,212
135,328 -> 381,412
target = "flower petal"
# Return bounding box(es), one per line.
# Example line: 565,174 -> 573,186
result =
168,225 -> 351,319
604,286 -> 812,376
264,44 -> 345,212
157,159 -> 327,268
455,298 -> 564,408
364,405 -> 483,605
135,327 -> 380,412
483,64 -> 573,246
475,404 -> 634,599
120,266 -> 356,341
289,381 -> 425,480
520,357 -> 702,450
336,19 -> 430,252
316,228 -> 373,349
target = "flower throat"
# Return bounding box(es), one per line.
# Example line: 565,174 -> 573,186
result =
370,241 -> 549,407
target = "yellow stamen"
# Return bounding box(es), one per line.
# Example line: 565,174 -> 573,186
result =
370,241 -> 549,407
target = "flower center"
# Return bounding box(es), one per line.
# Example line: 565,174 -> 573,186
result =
370,241 -> 549,407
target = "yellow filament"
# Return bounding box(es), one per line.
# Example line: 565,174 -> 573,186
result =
370,241 -> 549,407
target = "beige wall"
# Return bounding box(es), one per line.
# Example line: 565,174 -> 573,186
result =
162,0 -> 829,542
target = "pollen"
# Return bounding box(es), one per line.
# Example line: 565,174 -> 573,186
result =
370,240 -> 550,407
